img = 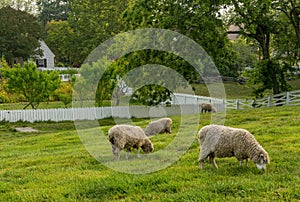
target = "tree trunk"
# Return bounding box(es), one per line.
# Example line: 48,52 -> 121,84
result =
255,29 -> 280,95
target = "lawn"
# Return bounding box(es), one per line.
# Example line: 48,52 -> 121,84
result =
0,106 -> 300,201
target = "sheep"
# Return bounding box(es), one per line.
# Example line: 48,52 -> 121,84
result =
198,124 -> 270,171
144,118 -> 172,136
200,103 -> 217,113
108,124 -> 154,160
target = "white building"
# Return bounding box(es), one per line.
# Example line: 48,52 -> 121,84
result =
35,40 -> 55,69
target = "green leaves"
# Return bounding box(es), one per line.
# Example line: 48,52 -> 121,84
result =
244,59 -> 291,97
0,6 -> 43,65
2,61 -> 60,109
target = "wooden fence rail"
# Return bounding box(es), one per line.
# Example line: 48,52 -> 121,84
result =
226,90 -> 300,110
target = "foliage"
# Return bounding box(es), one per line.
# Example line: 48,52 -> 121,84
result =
44,20 -> 79,66
122,0 -> 239,77
1,106 -> 300,201
272,8 -> 299,65
0,6 -> 43,65
244,59 -> 292,97
73,58 -> 117,107
226,0 -> 296,95
2,61 -> 60,109
272,0 -> 300,49
0,56 -> 9,68
53,82 -> 73,107
0,0 -> 37,13
230,38 -> 258,72
37,0 -> 69,27
67,0 -> 129,64
130,85 -> 172,106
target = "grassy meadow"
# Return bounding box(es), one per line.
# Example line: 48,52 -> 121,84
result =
1,105 -> 300,201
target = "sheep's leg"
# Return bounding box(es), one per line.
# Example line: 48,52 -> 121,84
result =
199,159 -> 205,169
114,147 -> 121,160
199,149 -> 210,169
137,147 -> 141,158
125,148 -> 131,159
111,145 -> 120,160
209,155 -> 218,169
239,159 -> 248,167
166,127 -> 172,134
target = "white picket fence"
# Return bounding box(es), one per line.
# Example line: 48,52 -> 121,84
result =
0,105 -> 201,123
1,90 -> 300,123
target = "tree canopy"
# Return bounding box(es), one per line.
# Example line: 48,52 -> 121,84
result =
37,0 -> 69,27
225,0 -> 298,96
0,6 -> 43,65
2,61 -> 60,109
1,0 -> 299,106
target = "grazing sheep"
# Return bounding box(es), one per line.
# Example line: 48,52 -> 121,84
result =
200,103 -> 217,113
198,125 -> 270,171
108,124 -> 154,160
144,118 -> 172,136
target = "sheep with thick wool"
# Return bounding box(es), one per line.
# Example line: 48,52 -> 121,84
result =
200,103 -> 217,113
144,118 -> 172,136
108,124 -> 154,160
198,124 -> 270,170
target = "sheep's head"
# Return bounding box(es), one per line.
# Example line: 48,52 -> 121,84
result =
141,141 -> 154,153
255,152 -> 270,171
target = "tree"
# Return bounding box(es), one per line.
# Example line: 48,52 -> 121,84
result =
0,6 -> 44,65
74,57 -> 117,107
226,0 -> 290,95
122,0 -> 238,77
53,82 -> 73,107
231,38 -> 258,73
130,85 -> 172,106
44,20 -> 79,66
116,0 -> 237,105
2,61 -> 60,109
272,0 -> 300,64
244,59 -> 292,97
272,14 -> 299,66
272,0 -> 300,49
37,0 -> 69,27
67,0 -> 129,65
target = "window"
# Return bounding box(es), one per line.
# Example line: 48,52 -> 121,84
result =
36,59 -> 47,67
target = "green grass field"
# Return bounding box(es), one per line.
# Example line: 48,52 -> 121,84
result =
1,106 -> 300,201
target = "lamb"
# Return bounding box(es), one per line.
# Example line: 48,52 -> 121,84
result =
144,118 -> 172,136
108,124 -> 154,160
200,103 -> 217,113
198,124 -> 270,171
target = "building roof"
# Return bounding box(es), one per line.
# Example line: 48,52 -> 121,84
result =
39,40 -> 55,58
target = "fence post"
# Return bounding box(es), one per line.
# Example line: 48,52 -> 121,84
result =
286,92 -> 290,106
267,96 -> 272,107
236,100 -> 240,110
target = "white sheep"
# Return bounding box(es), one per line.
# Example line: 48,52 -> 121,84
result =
200,103 -> 217,113
198,124 -> 270,170
108,124 -> 154,160
144,117 -> 172,136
